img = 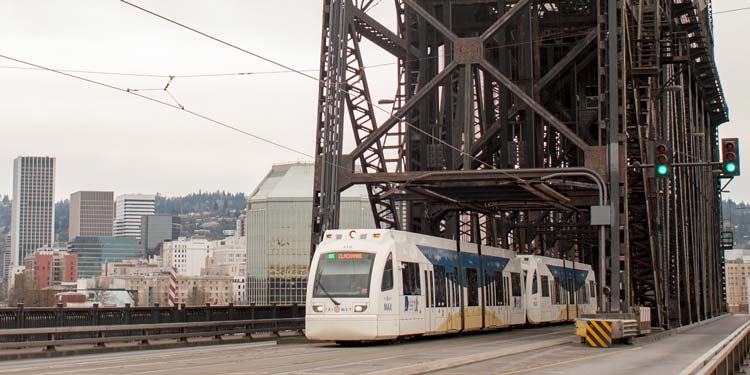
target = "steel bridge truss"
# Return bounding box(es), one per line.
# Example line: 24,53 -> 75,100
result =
311,0 -> 728,329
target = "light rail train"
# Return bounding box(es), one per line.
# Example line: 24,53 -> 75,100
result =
305,229 -> 597,342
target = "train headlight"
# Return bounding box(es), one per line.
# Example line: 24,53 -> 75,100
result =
354,304 -> 367,313
313,304 -> 324,313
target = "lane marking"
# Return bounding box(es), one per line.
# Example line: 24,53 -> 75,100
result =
496,346 -> 642,374
0,342 -> 279,373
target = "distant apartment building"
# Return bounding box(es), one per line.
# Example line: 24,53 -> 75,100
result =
10,156 -> 56,266
140,214 -> 181,256
236,209 -> 247,237
96,265 -> 233,307
161,237 -> 211,276
726,260 -> 750,313
113,194 -> 155,239
204,236 -> 246,303
69,191 -> 114,240
101,259 -> 161,277
246,163 -> 374,305
68,236 -> 141,279
23,249 -> 77,289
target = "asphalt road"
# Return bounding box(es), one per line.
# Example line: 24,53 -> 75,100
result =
0,315 -> 746,375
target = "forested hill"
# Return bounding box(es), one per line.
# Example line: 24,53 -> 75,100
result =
155,191 -> 247,216
0,191 -> 248,244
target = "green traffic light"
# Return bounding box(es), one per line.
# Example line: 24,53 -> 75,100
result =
725,162 -> 737,174
656,164 -> 669,175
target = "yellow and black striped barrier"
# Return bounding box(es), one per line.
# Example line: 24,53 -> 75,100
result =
585,320 -> 613,348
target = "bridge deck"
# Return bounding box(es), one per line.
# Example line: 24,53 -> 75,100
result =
0,316 -> 747,374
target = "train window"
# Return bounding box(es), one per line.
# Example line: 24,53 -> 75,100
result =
493,271 -> 504,305
434,265 -> 447,307
401,262 -> 421,295
550,279 -> 557,303
541,275 -> 550,297
511,272 -> 522,297
589,280 -> 596,300
558,278 -> 566,304
531,271 -> 538,295
466,268 -> 479,306
381,253 -> 393,291
578,283 -> 588,304
553,278 -> 563,305
568,278 -> 575,305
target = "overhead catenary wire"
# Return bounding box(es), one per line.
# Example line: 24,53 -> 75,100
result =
0,29 -> 597,80
0,53 -> 421,196
119,0 -> 500,172
0,54 -> 313,159
713,6 -> 750,15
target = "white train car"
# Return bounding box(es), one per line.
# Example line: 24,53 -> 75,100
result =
519,255 -> 597,324
305,229 -> 597,343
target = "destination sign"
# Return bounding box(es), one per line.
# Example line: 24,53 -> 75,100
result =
326,252 -> 373,260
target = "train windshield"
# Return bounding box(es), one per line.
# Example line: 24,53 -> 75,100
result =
313,252 -> 375,298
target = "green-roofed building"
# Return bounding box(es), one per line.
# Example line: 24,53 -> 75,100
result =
68,236 -> 142,279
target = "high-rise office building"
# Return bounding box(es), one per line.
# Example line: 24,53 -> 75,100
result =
113,194 -> 155,239
0,235 -> 10,281
10,156 -> 56,267
68,236 -> 142,279
246,163 -> 374,305
69,191 -> 114,240
140,214 -> 181,256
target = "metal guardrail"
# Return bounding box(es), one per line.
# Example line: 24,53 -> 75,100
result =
681,319 -> 750,375
0,303 -> 304,329
0,318 -> 305,352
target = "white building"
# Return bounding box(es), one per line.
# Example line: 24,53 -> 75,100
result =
204,236 -> 247,304
113,194 -> 155,239
10,156 -> 56,266
246,162 -> 374,305
161,237 -> 212,276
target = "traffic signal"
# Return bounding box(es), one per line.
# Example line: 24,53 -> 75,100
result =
654,143 -> 671,178
722,138 -> 741,176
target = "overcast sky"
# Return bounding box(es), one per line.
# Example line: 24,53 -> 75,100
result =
0,1 -> 746,202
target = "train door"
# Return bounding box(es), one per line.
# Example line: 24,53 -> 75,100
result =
431,265 -> 450,333
447,267 -> 461,331
378,252 -> 399,338
510,271 -> 525,324
540,274 -> 551,322
423,269 -> 434,333
399,261 -> 425,335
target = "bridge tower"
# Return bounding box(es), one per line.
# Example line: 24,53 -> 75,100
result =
311,0 -> 728,327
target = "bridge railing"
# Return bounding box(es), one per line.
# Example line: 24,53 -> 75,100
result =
0,318 -> 305,352
0,303 -> 306,351
680,319 -> 750,375
0,303 -> 304,330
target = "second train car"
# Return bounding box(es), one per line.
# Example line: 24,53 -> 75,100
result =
305,229 -> 597,342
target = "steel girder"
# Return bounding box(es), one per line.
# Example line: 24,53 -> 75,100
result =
312,0 -> 728,325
